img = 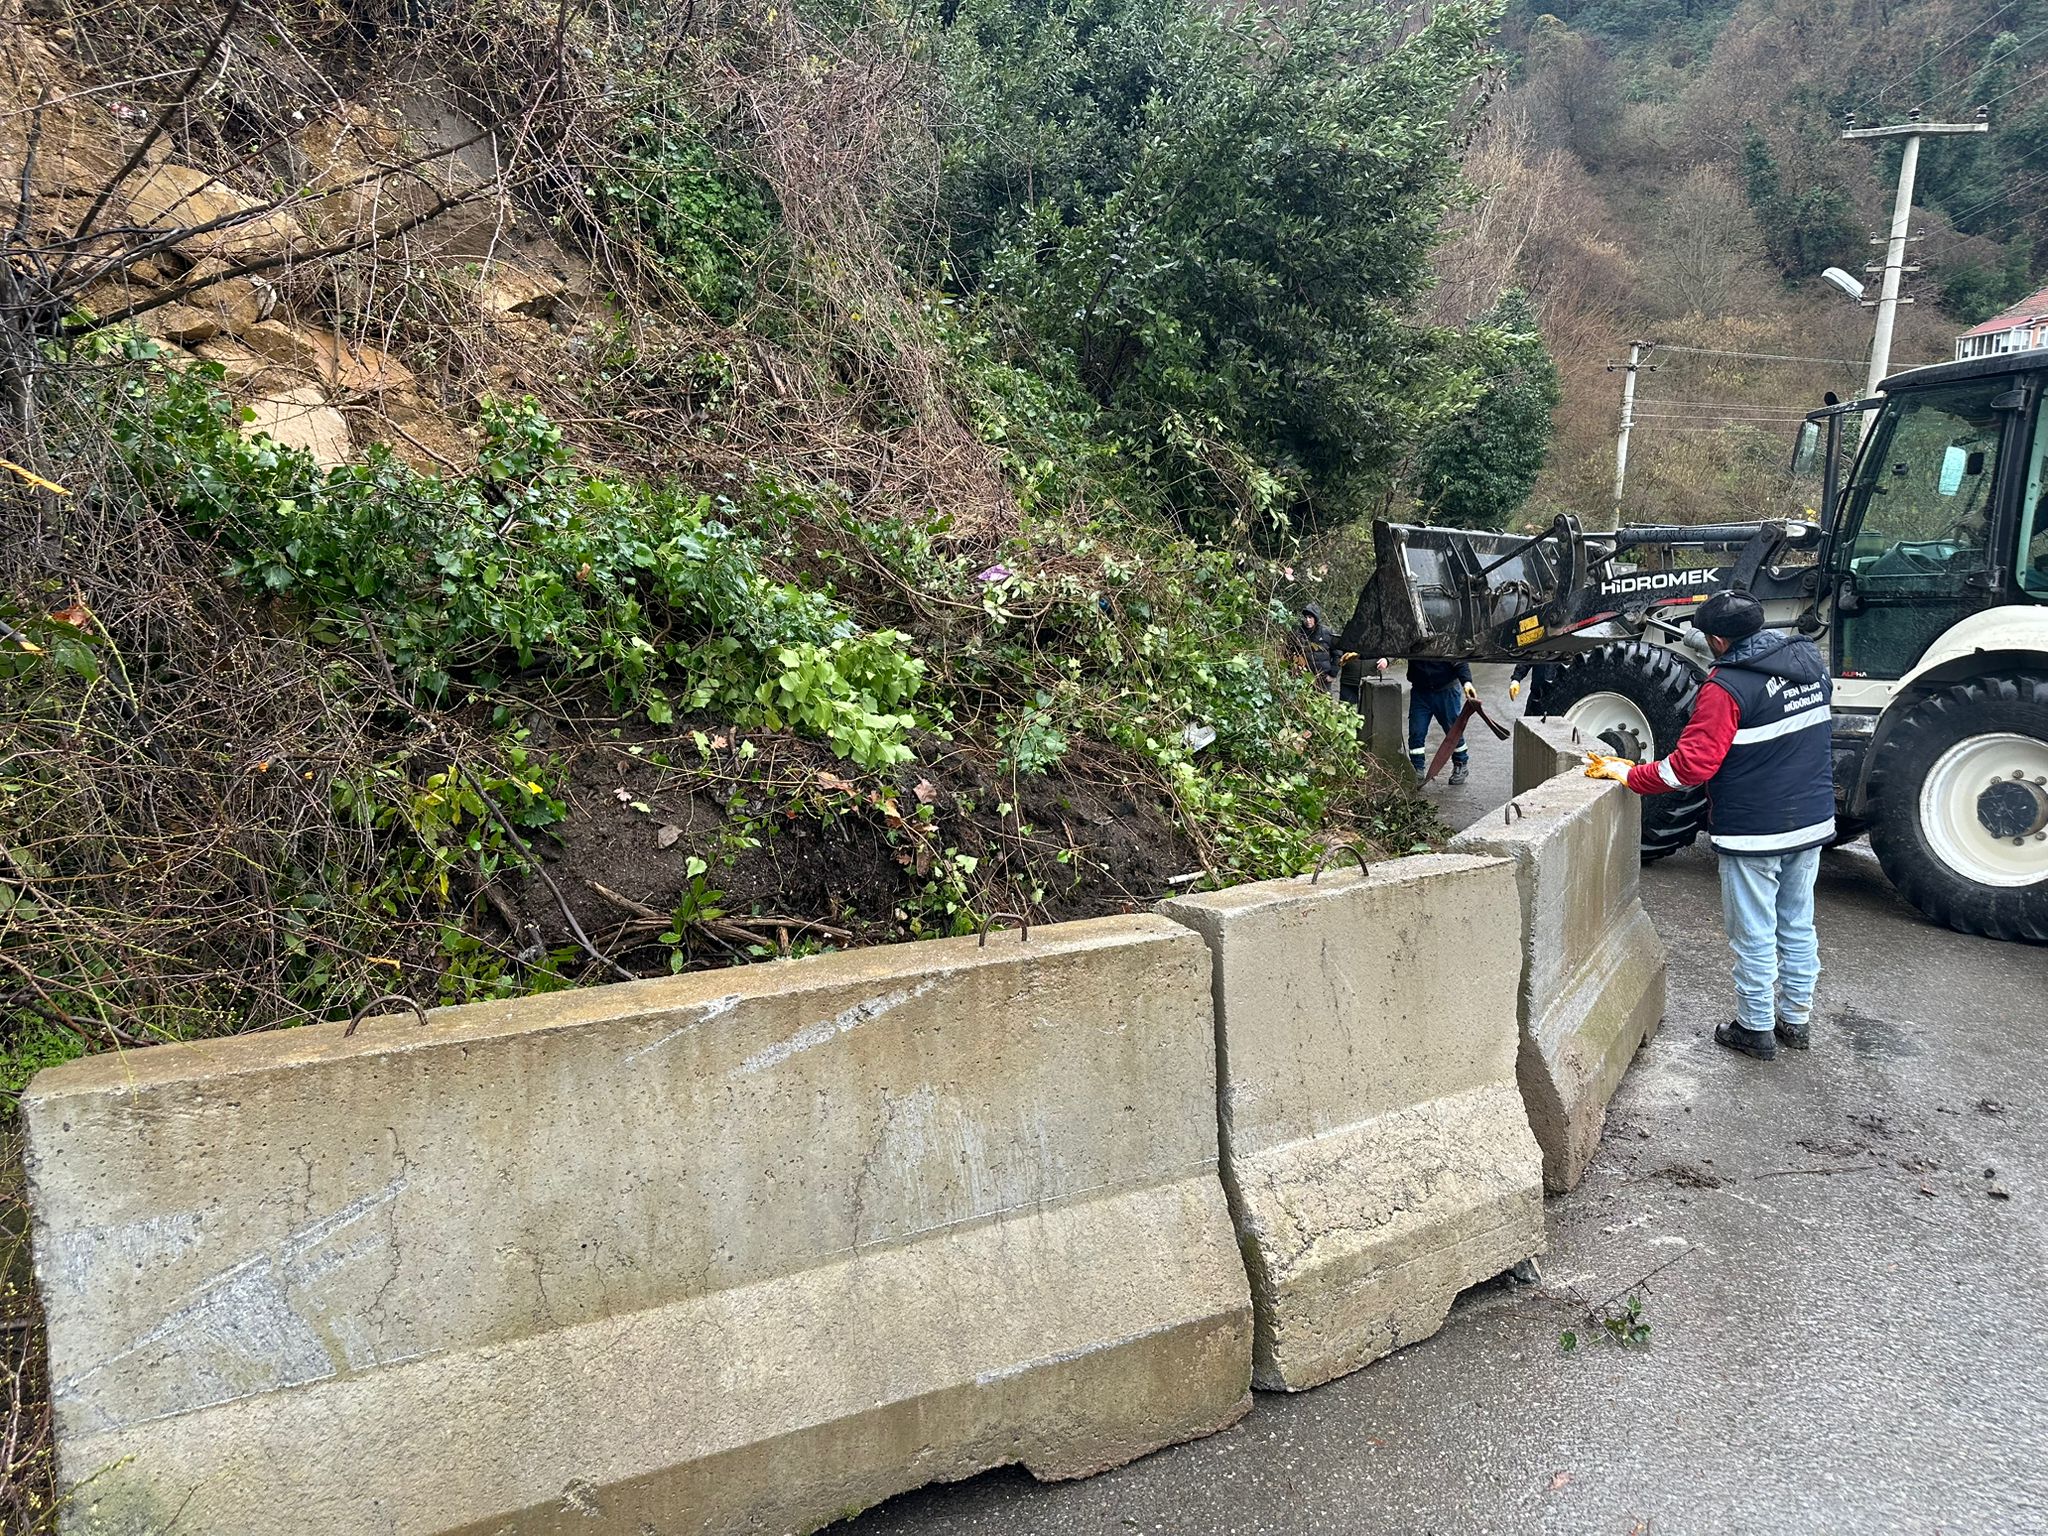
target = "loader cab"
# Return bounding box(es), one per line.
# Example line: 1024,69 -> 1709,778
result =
1825,353 -> 2047,681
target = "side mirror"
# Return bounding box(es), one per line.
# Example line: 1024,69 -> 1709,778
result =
1791,420 -> 1822,476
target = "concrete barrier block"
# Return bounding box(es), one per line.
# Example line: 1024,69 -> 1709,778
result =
1160,855 -> 1543,1392
24,917 -> 1251,1536
1359,678 -> 1409,771
1512,716 -> 1589,795
1451,776 -> 1667,1192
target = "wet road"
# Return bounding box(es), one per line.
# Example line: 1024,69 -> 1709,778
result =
853,676 -> 2048,1536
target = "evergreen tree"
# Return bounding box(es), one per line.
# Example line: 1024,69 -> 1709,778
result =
935,0 -> 1505,540
1740,126 -> 1857,281
1411,290 -> 1561,531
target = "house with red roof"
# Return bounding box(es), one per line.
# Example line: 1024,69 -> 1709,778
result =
1955,283 -> 2048,361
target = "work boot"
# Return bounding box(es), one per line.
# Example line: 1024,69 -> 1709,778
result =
1714,1020 -> 1777,1061
1449,759 -> 1471,786
1775,1016 -> 1811,1051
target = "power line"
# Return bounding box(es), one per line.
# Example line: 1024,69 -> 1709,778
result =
1647,345 -> 1867,367
1870,2 -> 2014,110
1630,411 -> 1817,421
1630,402 -> 1820,412
1939,166 -> 2048,229
1631,424 -> 1802,436
1939,18 -> 2048,108
1979,60 -> 2048,112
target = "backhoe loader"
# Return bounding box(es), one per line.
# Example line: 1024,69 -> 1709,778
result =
1335,348 -> 2048,942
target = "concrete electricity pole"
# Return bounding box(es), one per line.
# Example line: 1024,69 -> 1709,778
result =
1842,109 -> 1988,400
1608,340 -> 1653,519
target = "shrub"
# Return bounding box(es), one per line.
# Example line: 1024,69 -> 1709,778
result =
594,109 -> 774,318
109,352 -> 923,769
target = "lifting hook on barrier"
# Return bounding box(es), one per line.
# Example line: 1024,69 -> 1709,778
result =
343,992 -> 430,1038
1308,843 -> 1373,885
977,911 -> 1033,947
1505,801 -> 1525,826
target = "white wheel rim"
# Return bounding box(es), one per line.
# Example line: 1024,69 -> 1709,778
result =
1563,690 -> 1656,760
1918,732 -> 2048,889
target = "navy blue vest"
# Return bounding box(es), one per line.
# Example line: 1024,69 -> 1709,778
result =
1702,636 -> 1835,856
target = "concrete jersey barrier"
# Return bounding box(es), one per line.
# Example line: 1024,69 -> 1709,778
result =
23,916 -> 1251,1536
1450,775 -> 1667,1192
1160,855 -> 1544,1392
1357,677 -> 1409,771
1512,715 -> 1589,795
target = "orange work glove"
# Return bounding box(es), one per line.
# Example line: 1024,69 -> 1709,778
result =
1584,752 -> 1636,784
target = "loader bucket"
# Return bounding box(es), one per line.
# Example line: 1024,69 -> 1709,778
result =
1334,516 -> 1586,663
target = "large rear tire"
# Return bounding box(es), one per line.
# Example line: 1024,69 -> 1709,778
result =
1537,641 -> 1711,862
1866,674 -> 2048,943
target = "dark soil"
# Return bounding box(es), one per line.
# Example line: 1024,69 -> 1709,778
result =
493,716 -> 1201,978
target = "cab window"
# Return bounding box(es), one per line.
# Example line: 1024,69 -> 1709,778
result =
1843,383 -> 2004,574
1835,381 -> 2012,679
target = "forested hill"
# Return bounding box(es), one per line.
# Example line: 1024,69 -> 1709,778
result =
1454,0 -> 2048,531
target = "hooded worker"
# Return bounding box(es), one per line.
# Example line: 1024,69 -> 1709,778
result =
1587,590 -> 1833,1061
1290,605 -> 1339,686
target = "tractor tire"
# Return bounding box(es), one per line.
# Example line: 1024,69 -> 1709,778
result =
1538,641 -> 1710,863
1866,674 -> 2048,943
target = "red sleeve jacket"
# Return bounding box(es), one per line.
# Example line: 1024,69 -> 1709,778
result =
1626,681 -> 1739,795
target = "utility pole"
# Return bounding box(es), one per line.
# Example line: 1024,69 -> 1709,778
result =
1842,108 -> 1989,401
1607,340 -> 1654,519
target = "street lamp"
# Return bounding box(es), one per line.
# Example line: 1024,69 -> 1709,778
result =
1821,267 -> 1867,303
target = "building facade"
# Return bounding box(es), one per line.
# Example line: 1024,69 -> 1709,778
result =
1955,284 -> 2048,360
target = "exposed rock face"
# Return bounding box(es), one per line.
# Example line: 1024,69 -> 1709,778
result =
191,337 -> 270,386
182,259 -> 279,333
242,384 -> 353,469
1,45 -> 595,480
138,302 -> 220,347
118,163 -> 306,262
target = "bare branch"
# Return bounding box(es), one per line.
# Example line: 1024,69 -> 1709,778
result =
60,0 -> 250,275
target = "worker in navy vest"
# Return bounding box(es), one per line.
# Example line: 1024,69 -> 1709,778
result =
1586,590 -> 1833,1061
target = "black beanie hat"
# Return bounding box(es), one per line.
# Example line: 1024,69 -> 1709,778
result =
1692,589 -> 1766,640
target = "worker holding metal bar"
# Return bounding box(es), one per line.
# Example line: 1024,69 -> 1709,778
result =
1586,590 -> 1834,1061
1406,657 -> 1478,785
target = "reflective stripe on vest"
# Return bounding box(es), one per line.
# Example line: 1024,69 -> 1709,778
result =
1712,817 -> 1837,854
1701,638 -> 1836,855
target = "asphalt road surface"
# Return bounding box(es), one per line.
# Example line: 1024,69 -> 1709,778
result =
852,667 -> 2048,1536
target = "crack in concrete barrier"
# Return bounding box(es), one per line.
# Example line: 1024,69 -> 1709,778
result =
621,993 -> 744,1065
733,977 -> 941,1077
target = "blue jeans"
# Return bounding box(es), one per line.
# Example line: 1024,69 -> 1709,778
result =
1408,686 -> 1467,770
1717,846 -> 1822,1031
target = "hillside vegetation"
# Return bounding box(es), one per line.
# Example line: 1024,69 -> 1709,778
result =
1401,0 -> 2048,553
